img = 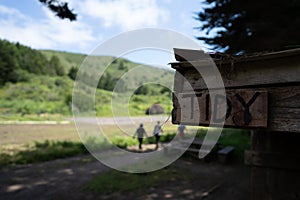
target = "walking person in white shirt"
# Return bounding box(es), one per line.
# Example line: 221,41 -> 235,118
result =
153,121 -> 163,150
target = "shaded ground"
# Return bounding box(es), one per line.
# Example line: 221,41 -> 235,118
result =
0,148 -> 250,200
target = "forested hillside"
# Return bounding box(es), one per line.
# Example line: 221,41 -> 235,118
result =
0,40 -> 174,120
0,39 -> 65,85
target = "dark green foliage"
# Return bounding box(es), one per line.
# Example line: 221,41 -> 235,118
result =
134,85 -> 150,95
146,133 -> 175,144
39,0 -> 76,21
117,60 -> 128,71
160,87 -> 171,95
0,40 -> 20,85
17,45 -> 47,74
68,66 -> 78,80
218,129 -> 250,161
97,59 -> 130,92
0,39 -> 66,86
134,84 -> 169,96
196,0 -> 300,54
97,72 -> 116,91
49,55 -> 65,76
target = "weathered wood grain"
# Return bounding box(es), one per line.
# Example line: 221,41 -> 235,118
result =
172,86 -> 300,132
172,89 -> 268,128
171,51 -> 300,92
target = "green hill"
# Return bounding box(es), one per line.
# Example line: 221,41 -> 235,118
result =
41,50 -> 88,71
0,39 -> 65,85
40,49 -> 174,92
0,39 -> 174,120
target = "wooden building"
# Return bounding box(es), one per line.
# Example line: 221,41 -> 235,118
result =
170,48 -> 300,199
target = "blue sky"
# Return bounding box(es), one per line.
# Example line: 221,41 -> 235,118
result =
0,0 -> 210,67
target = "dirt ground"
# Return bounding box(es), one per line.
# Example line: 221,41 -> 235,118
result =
0,148 -> 250,200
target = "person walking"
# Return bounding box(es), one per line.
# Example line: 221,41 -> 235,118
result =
153,121 -> 163,150
177,124 -> 187,140
133,123 -> 148,149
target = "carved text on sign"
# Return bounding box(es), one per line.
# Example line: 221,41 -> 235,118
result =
174,90 -> 268,127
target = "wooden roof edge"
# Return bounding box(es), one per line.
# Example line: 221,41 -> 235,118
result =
170,48 -> 300,67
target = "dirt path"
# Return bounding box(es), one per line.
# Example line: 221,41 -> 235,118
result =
0,151 -> 250,200
0,155 -> 108,200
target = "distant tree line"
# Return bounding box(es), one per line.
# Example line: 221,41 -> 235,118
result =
0,39 -> 65,86
134,84 -> 171,96
68,65 -> 127,92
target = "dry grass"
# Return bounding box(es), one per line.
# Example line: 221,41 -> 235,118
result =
0,122 -> 179,150
0,124 -> 79,146
0,122 -> 179,166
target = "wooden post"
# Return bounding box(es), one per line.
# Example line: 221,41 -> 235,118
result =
246,130 -> 300,200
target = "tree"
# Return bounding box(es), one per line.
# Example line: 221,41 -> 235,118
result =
39,0 -> 77,21
49,55 -> 65,76
68,66 -> 78,80
196,0 -> 300,54
0,39 -> 69,85
0,44 -> 19,85
134,85 -> 150,95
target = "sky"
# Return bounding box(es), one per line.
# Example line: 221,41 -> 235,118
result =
0,0 -> 209,67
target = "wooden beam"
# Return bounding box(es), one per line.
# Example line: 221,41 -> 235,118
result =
172,53 -> 300,91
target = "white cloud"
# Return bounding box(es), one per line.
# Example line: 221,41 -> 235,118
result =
0,5 -> 97,52
76,0 -> 170,30
0,1 -> 170,53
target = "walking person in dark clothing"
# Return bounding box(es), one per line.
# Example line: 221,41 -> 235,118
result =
153,121 -> 163,150
133,123 -> 148,149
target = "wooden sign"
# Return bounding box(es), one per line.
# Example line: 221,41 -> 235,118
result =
171,48 -> 300,132
170,48 -> 300,200
172,89 -> 268,128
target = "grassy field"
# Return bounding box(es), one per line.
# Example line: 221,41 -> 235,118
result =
0,122 -> 250,167
0,124 -> 81,166
0,121 -> 179,166
0,124 -> 79,145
